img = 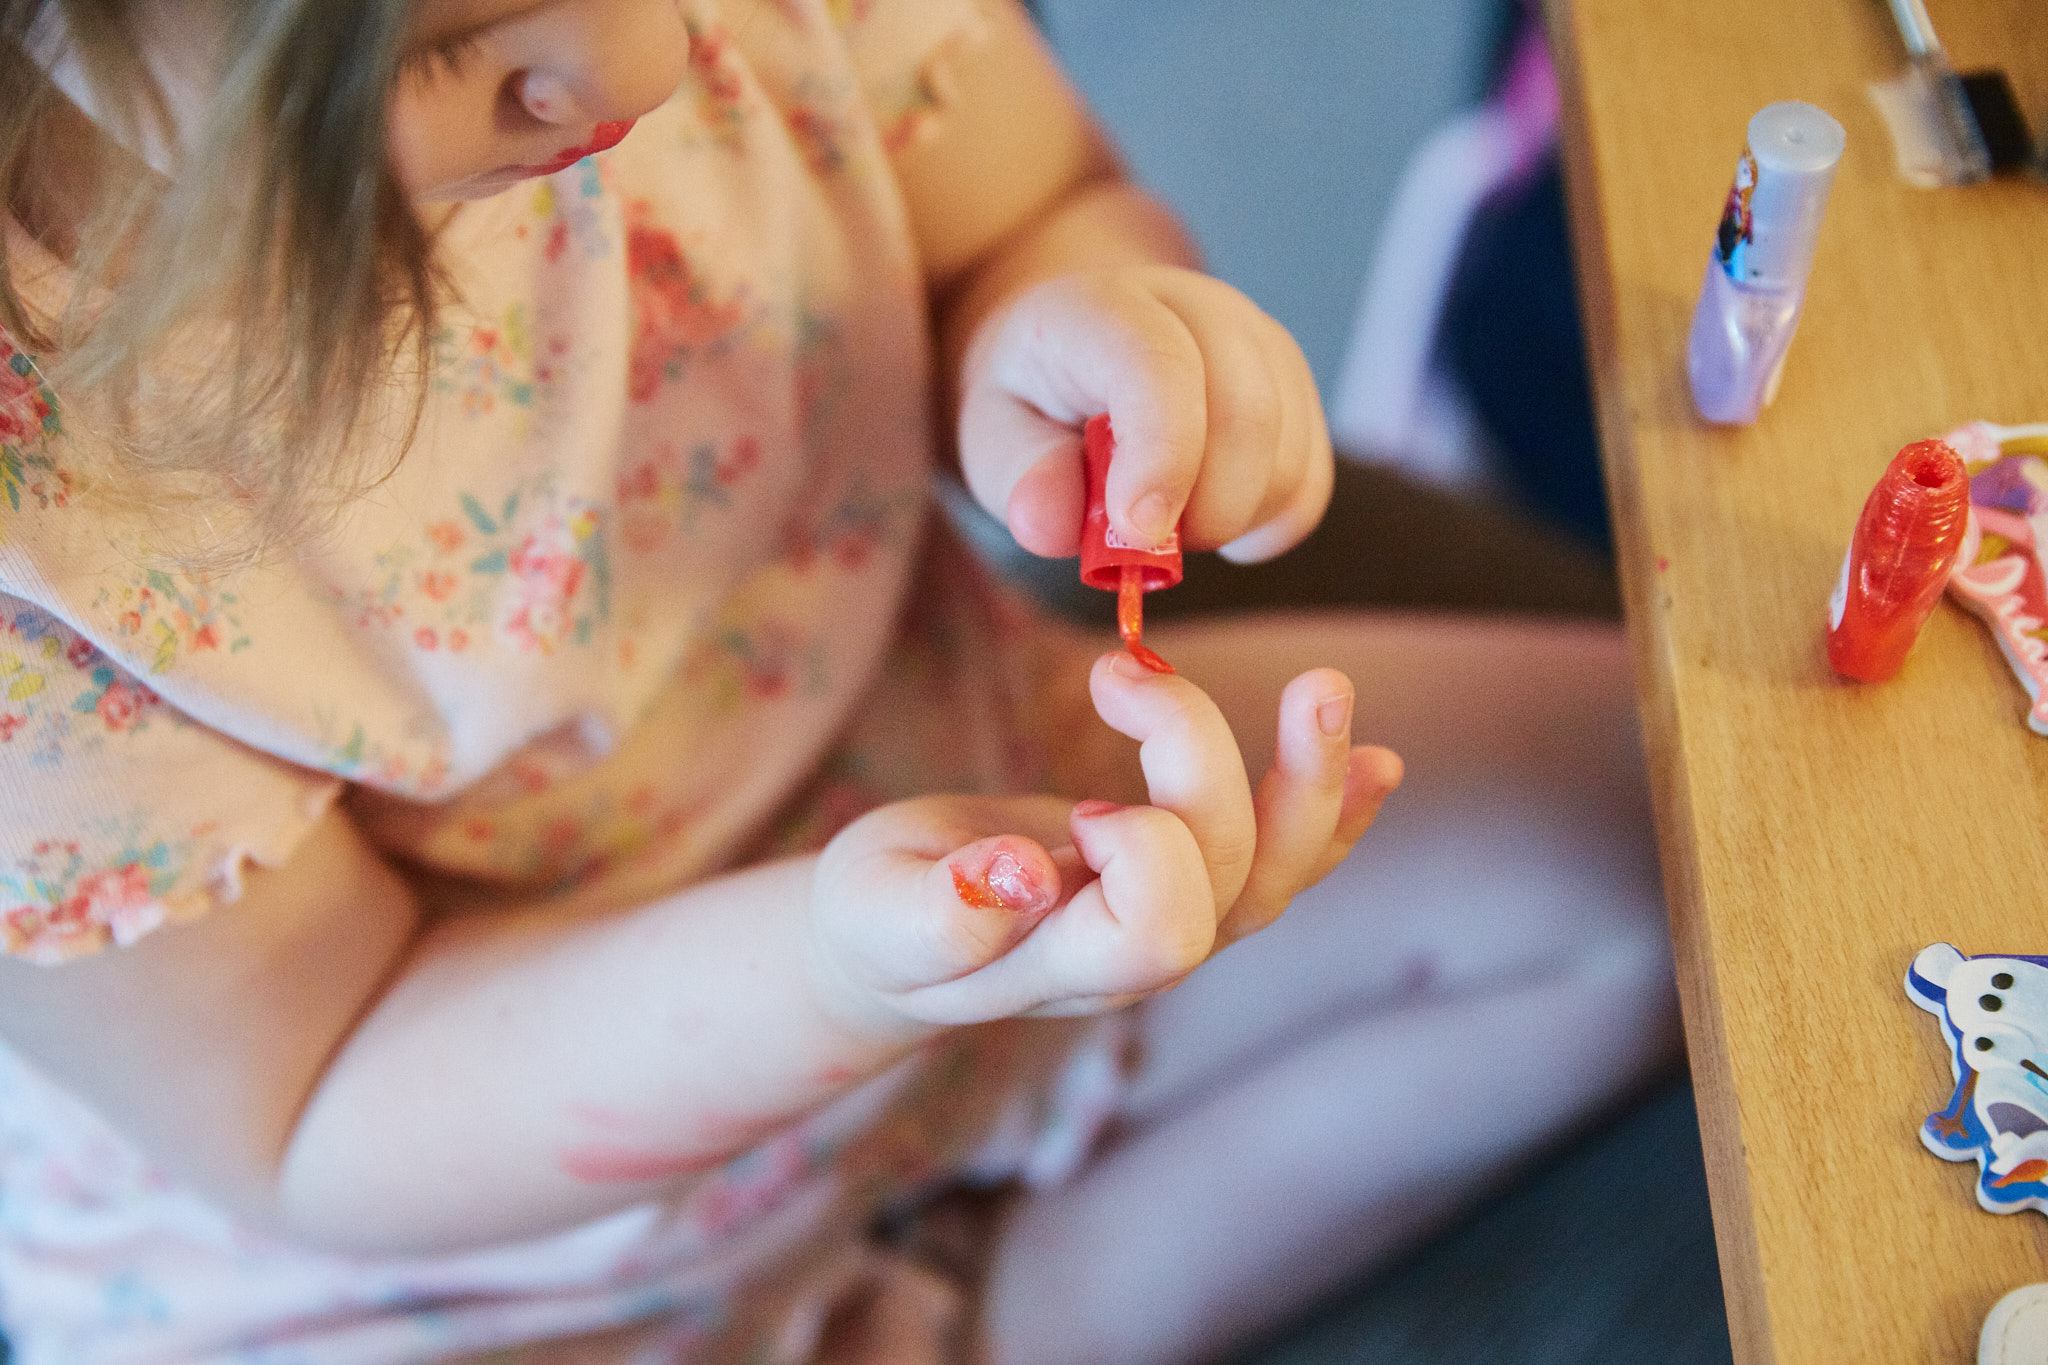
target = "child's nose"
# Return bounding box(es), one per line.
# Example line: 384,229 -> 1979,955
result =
516,0 -> 692,128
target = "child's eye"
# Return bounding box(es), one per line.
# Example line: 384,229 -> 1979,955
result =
400,33 -> 486,84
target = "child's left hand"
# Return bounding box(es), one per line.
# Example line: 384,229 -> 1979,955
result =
955,265 -> 1333,566
809,652 -> 1400,1029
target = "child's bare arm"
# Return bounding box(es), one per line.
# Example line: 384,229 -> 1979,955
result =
892,0 -> 1191,296
0,810 -> 927,1255
0,658 -> 1381,1257
0,812 -> 422,1235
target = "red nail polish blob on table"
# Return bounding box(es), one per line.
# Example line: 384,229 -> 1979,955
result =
1827,438 -> 1970,682
1079,414 -> 1182,674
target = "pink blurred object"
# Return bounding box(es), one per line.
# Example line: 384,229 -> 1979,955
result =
1944,421 -> 2048,734
1329,10 -> 1557,480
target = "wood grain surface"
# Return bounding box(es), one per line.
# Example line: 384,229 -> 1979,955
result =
1549,2 -> 2048,1361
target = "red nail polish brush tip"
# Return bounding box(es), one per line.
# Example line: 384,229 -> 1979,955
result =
1079,414 -> 1181,673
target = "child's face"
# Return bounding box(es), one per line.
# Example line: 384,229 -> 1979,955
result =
33,1 -> 689,205
390,0 -> 691,201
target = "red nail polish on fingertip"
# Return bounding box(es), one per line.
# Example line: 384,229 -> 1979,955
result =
951,851 -> 1049,913
984,852 -> 1038,909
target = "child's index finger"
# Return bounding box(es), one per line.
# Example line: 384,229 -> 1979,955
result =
1087,651 -> 1256,919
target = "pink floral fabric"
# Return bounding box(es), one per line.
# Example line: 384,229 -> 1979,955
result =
0,0 -> 995,953
0,2 -> 1138,1361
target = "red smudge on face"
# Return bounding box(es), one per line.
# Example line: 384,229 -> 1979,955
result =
1117,567 -> 1173,673
559,1142 -> 725,1184
514,119 -> 639,177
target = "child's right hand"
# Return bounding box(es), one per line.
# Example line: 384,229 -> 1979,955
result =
808,653 -> 1401,1030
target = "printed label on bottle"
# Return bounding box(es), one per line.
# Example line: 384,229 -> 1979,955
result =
1714,147 -> 1759,281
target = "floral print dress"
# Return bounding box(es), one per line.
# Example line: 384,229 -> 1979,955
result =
0,3 -> 1125,1360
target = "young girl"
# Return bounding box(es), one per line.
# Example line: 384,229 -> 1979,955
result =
0,1 -> 1679,1361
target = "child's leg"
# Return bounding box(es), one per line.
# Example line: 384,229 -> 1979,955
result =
981,612 -> 1682,1365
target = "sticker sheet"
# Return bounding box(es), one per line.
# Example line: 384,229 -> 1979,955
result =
1944,422 -> 2048,736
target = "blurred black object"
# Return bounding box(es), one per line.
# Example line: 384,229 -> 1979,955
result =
1440,151 -> 1610,555
1432,0 -> 1609,555
1962,68 -> 2034,172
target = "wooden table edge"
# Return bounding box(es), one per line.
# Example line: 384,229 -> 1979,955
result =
1543,1 -> 1776,1359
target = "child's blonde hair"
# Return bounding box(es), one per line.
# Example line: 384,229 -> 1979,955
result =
1,0 -> 441,565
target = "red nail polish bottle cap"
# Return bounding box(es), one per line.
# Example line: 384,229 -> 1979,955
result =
1078,414 -> 1183,592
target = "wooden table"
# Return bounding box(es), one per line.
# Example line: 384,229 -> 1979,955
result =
1551,2 -> 2048,1361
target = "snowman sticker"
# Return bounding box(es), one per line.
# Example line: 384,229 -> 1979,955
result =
1907,943 -> 2048,1214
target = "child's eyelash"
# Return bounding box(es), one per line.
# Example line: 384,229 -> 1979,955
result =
400,33 -> 486,83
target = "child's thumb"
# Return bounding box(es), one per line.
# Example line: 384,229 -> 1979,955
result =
827,826 -> 1070,999
900,835 -> 1063,984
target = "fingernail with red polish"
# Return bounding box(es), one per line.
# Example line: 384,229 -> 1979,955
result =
1108,652 -> 1151,681
985,852 -> 1039,909
952,849 -> 1052,913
